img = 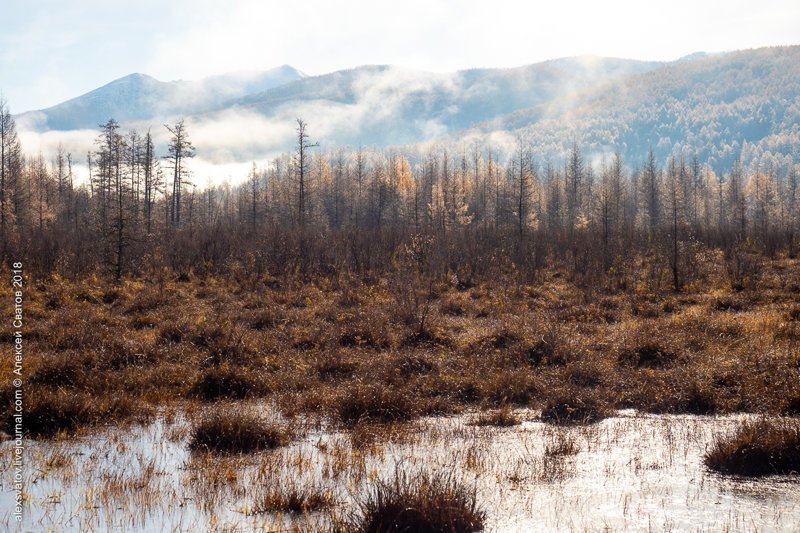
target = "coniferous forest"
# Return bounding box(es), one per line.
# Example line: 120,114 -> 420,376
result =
3,103 -> 798,288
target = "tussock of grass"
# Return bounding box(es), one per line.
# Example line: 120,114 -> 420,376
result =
124,289 -> 171,315
541,396 -> 605,426
336,384 -> 414,425
525,340 -> 566,367
439,299 -> 465,316
784,396 -> 800,415
158,322 -> 187,344
48,317 -> 108,350
130,313 -> 158,329
101,338 -> 156,369
402,327 -> 452,348
648,378 -> 718,415
452,380 -> 482,404
316,353 -> 357,381
250,485 -> 332,514
190,365 -> 265,401
470,406 -> 520,427
483,370 -> 538,406
394,354 -> 435,378
6,389 -> 148,438
483,330 -> 522,350
618,343 -> 677,369
30,352 -> 86,387
189,411 -> 291,454
712,296 -> 748,312
705,420 -> 800,476
349,470 -> 484,533
193,324 -> 253,366
249,309 -> 282,330
339,319 -> 392,349
565,362 -> 605,388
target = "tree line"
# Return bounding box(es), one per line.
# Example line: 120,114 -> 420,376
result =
1,100 -> 798,291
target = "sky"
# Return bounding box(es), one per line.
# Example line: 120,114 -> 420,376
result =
1,0 -> 799,113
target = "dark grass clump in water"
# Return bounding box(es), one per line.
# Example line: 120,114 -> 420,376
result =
336,384 -> 414,425
250,485 -> 332,514
3,388 -> 148,438
189,411 -> 291,454
470,405 -> 520,427
705,419 -> 800,476
12,389 -> 86,437
349,469 -> 484,532
540,396 -> 605,426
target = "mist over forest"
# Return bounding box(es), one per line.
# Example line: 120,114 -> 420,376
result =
12,45 -> 800,183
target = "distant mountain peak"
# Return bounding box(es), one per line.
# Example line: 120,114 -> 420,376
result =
276,64 -> 306,76
107,72 -> 159,83
674,51 -> 708,63
18,65 -> 306,130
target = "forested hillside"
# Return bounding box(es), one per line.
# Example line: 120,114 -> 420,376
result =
477,46 -> 800,173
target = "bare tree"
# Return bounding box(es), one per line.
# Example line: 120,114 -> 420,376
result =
665,156 -> 684,290
292,119 -> 318,227
142,130 -> 158,234
165,119 -> 195,226
641,148 -> 661,238
0,98 -> 22,247
248,161 -> 259,232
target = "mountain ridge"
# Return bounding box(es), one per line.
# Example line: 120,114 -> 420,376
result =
17,64 -> 306,130
13,46 -> 800,174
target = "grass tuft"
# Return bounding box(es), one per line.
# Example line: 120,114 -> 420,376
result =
336,384 -> 414,425
470,405 -> 520,427
190,365 -> 265,401
705,419 -> 800,476
349,469 -> 484,533
618,343 -> 677,369
189,410 -> 291,454
541,396 -> 605,426
250,485 -> 332,514
5,389 -> 147,438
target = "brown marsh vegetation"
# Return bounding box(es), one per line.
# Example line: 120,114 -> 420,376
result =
345,469 -> 485,532
705,419 -> 800,476
3,254 -> 799,441
2,248 -> 800,530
